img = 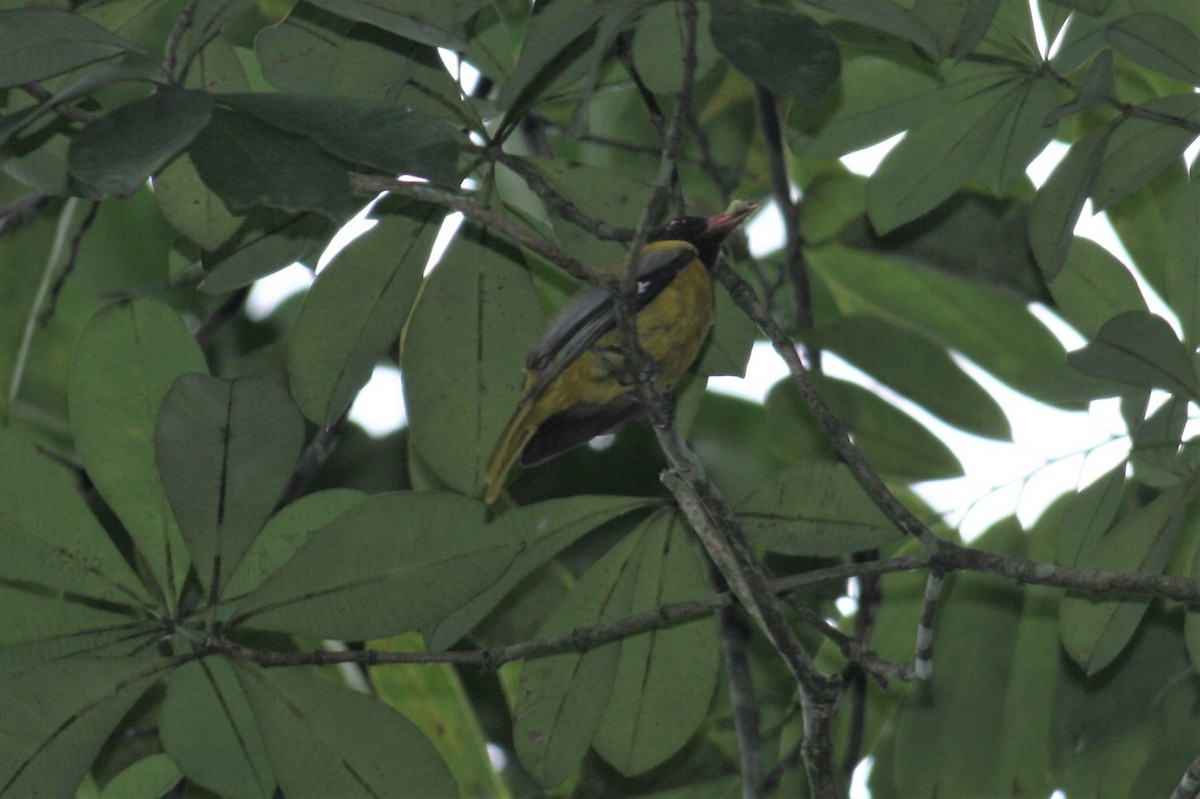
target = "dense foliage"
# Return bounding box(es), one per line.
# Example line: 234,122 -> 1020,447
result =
1,0 -> 1199,796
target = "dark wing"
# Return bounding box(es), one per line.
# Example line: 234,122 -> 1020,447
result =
524,242 -> 697,396
520,396 -> 643,466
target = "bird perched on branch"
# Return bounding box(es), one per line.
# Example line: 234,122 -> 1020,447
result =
484,200 -> 756,504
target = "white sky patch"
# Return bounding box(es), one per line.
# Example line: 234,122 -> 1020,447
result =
347,364 -> 406,436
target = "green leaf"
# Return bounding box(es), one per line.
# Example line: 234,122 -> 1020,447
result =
154,152 -> 243,251
368,633 -> 510,798
1105,12 -> 1200,84
69,88 -> 213,198
0,585 -> 140,681
302,0 -> 487,49
425,494 -> 655,650
1165,177 -> 1200,347
787,53 -> 951,159
1028,120 -> 1115,280
188,107 -> 356,220
709,2 -> 840,106
735,462 -> 902,555
223,488 -> 367,601
231,492 -> 520,639
631,1 -> 721,95
97,755 -> 182,799
1055,463 -> 1125,567
69,299 -> 208,602
0,9 -> 136,88
890,520 -> 1057,798
219,92 -> 460,185
1068,310 -> 1200,400
1049,237 -> 1147,338
593,511 -> 718,777
0,428 -> 145,605
765,375 -> 962,481
0,655 -> 163,796
867,79 -> 1020,234
200,210 -> 336,293
234,663 -> 458,799
161,658 -> 274,799
0,62 -> 143,149
514,526 -> 640,788
401,224 -> 544,496
1059,481 -> 1197,675
289,201 -> 442,426
1046,49 -> 1114,125
913,0 -> 1000,58
815,315 -> 1011,439
1090,94 -> 1200,212
799,0 -> 940,55
808,243 -> 1103,405
155,374 -> 305,598
973,75 -> 1059,195
495,0 -> 614,121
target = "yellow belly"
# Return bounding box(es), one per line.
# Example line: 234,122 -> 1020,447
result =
529,259 -> 714,416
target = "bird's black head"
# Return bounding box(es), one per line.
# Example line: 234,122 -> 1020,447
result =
650,204 -> 755,268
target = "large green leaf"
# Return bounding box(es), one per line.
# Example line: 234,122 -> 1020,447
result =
188,107 -> 357,220
0,585 -> 141,681
96,754 -> 182,799
814,314 -> 1012,439
1068,310 -> 1200,400
514,526 -> 640,788
161,657 -> 274,799
1059,481 -> 1197,675
154,152 -> 243,251
788,52 -> 952,159
424,494 -> 655,650
808,243 -> 1105,405
735,462 -> 903,555
867,78 -> 1021,234
219,92 -> 460,185
0,9 -> 135,88
368,633 -> 510,799
69,298 -> 208,602
912,0 -> 1000,58
155,374 -> 305,598
765,375 -> 962,481
69,88 -> 213,198
302,0 -> 488,49
200,210 -> 336,293
289,200 -> 442,427
401,224 -> 544,497
0,655 -> 163,796
890,520 -> 1056,798
235,663 -> 458,799
0,428 -> 145,605
799,0 -> 940,55
1105,12 -> 1200,84
1090,94 -> 1200,212
593,511 -> 719,777
1165,176 -> 1200,347
709,2 -> 840,106
230,492 -> 520,639
1049,237 -> 1147,338
222,488 -> 367,602
1028,120 -> 1116,280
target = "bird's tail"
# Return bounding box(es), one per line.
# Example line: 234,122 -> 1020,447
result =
484,399 -> 538,504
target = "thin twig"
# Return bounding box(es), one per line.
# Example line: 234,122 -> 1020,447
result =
39,200 -> 100,328
349,175 -> 597,285
492,152 -> 634,241
163,0 -> 201,79
713,564 -> 764,799
0,193 -> 53,239
192,286 -> 249,350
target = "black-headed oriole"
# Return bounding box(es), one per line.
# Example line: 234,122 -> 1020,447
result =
484,200 -> 755,504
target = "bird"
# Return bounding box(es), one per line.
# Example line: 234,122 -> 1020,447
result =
483,200 -> 756,504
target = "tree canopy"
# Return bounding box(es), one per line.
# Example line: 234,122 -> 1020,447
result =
1,0 -> 1200,797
